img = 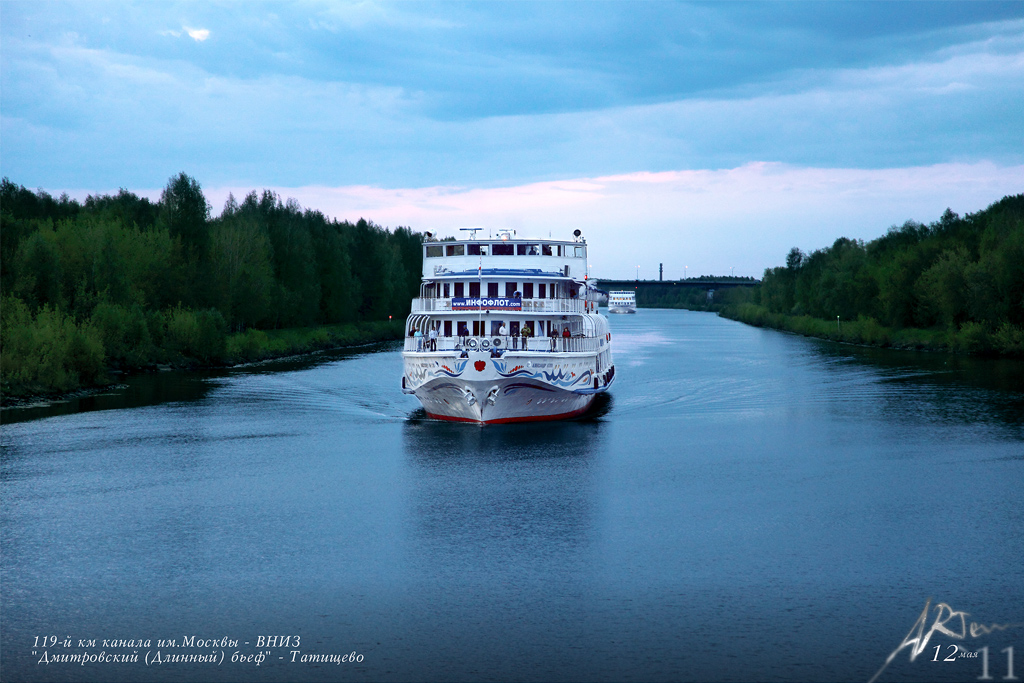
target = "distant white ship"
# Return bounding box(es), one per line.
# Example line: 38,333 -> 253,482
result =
402,229 -> 615,424
607,290 -> 637,314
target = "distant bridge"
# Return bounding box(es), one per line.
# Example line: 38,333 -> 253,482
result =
593,278 -> 760,292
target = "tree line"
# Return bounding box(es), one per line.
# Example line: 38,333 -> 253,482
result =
745,193 -> 1024,355
1,173 -> 423,396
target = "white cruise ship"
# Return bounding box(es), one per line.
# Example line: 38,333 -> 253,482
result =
607,290 -> 637,314
402,230 -> 615,423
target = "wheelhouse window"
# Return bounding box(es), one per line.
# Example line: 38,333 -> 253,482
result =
492,243 -> 514,256
467,243 -> 488,256
574,246 -> 585,258
446,244 -> 465,257
516,244 -> 540,255
542,244 -> 553,256
425,245 -> 443,258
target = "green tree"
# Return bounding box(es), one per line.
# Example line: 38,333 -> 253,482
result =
208,212 -> 275,329
915,247 -> 970,328
14,229 -> 63,309
157,172 -> 210,258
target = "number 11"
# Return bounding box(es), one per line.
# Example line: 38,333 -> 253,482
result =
979,646 -> 1018,681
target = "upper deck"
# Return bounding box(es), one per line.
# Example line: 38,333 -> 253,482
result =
422,237 -> 588,281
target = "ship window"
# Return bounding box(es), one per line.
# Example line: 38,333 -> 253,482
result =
473,321 -> 483,336
505,282 -> 517,298
491,320 -> 503,336
467,243 -> 488,256
446,244 -> 465,257
492,243 -> 514,256
469,282 -> 480,297
458,321 -> 469,336
523,282 -> 534,299
574,246 -> 584,258
444,320 -> 452,337
488,282 -> 499,297
454,282 -> 464,297
443,283 -> 450,297
426,245 -> 443,258
542,244 -> 553,256
539,283 -> 546,298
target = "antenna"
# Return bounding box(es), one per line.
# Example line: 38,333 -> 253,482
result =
459,227 -> 481,239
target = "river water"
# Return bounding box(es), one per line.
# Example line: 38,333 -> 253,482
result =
2,309 -> 1022,683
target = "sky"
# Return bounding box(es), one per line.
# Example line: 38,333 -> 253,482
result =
2,1 -> 1023,279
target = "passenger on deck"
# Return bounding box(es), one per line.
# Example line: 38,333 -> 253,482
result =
562,325 -> 570,351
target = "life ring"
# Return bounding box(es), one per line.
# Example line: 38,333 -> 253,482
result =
467,338 -> 478,349
492,337 -> 504,348
481,339 -> 491,349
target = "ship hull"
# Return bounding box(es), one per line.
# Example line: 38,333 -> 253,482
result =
404,350 -> 609,424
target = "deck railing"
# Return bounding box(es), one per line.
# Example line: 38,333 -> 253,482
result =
409,297 -> 586,314
404,334 -> 604,354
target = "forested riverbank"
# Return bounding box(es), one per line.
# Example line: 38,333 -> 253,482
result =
1,174 -> 421,401
717,194 -> 1024,357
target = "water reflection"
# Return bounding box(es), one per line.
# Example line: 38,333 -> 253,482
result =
806,339 -> 1024,433
401,414 -> 608,572
0,342 -> 403,425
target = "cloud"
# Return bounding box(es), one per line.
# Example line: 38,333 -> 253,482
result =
196,162 -> 1024,280
2,6 -> 1022,194
184,26 -> 209,42
158,26 -> 209,41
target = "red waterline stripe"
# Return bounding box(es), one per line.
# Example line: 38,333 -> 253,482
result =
425,405 -> 590,424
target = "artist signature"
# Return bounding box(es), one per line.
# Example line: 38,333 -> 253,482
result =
868,598 -> 1021,683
